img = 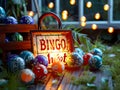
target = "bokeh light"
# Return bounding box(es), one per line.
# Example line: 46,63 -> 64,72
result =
86,1 -> 92,8
94,13 -> 101,20
28,11 -> 34,17
104,4 -> 109,11
48,2 -> 54,9
92,24 -> 97,30
62,10 -> 68,20
80,16 -> 86,22
70,0 -> 76,5
81,22 -> 86,27
108,27 -> 114,33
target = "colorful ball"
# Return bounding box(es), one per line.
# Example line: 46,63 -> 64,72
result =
52,61 -> 65,73
34,55 -> 48,67
33,63 -> 48,81
5,16 -> 18,24
12,32 -> 23,41
89,55 -> 102,69
83,53 -> 93,65
20,68 -> 35,83
0,7 -> 6,23
71,52 -> 83,66
91,48 -> 103,57
20,15 -> 34,24
7,56 -> 25,72
19,50 -> 34,64
75,47 -> 85,56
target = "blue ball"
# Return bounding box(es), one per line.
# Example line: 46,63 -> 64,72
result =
91,48 -> 103,57
0,7 -> 6,23
89,55 -> 102,69
20,15 -> 34,24
34,55 -> 48,67
7,56 -> 25,72
75,47 -> 85,57
5,16 -> 18,24
19,50 -> 35,64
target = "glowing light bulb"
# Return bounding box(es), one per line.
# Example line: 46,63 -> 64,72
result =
86,1 -> 92,8
95,13 -> 101,20
62,10 -> 68,15
104,4 -> 109,11
80,16 -> 86,22
108,27 -> 114,33
81,22 -> 86,27
92,24 -> 97,30
28,11 -> 34,17
70,0 -> 76,5
62,14 -> 68,20
48,2 -> 54,9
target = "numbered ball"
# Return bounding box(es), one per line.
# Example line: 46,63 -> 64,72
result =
71,52 -> 83,66
20,68 -> 35,83
75,47 -> 85,57
19,50 -> 34,64
35,55 -> 48,67
7,56 -> 25,72
91,48 -> 103,57
20,15 -> 34,24
89,55 -> 102,69
33,63 -> 48,81
5,16 -> 18,24
52,61 -> 65,73
83,53 -> 93,65
12,32 -> 23,41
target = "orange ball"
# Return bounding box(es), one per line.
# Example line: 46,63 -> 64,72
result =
52,61 -> 65,73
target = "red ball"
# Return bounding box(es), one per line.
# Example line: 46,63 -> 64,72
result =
83,53 -> 93,65
33,63 -> 48,81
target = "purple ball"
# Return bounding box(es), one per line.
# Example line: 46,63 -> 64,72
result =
20,15 -> 34,24
5,16 -> 18,24
34,55 -> 48,67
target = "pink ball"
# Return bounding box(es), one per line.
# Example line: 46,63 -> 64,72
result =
83,53 -> 93,65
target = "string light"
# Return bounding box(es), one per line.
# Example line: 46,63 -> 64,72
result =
94,13 -> 101,20
28,11 -> 34,17
62,10 -> 68,20
92,24 -> 97,30
108,27 -> 114,33
80,16 -> 86,22
103,4 -> 109,11
86,1 -> 92,8
70,0 -> 76,5
48,2 -> 54,9
81,22 -> 86,27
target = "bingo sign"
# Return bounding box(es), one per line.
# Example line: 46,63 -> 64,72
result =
31,30 -> 74,65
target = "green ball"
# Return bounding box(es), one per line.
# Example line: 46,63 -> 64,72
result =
12,32 -> 23,41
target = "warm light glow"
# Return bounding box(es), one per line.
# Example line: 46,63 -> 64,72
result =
92,24 -> 97,30
80,16 -> 86,22
70,0 -> 76,5
108,27 -> 114,33
81,22 -> 86,27
104,4 -> 109,11
28,11 -> 34,17
48,2 -> 54,9
86,1 -> 92,8
94,13 -> 101,20
62,10 -> 68,20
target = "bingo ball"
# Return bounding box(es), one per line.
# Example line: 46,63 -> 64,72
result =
7,56 -> 25,72
83,53 -> 93,65
7,54 -> 19,62
91,48 -> 103,57
19,50 -> 34,64
89,55 -> 102,69
20,15 -> 34,24
12,32 -> 23,41
52,61 -> 65,73
20,68 -> 35,83
33,63 -> 48,81
71,52 -> 83,66
75,47 -> 85,56
5,16 -> 18,24
0,7 -> 6,23
35,55 -> 48,67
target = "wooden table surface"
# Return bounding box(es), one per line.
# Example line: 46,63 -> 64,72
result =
28,66 -> 113,90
